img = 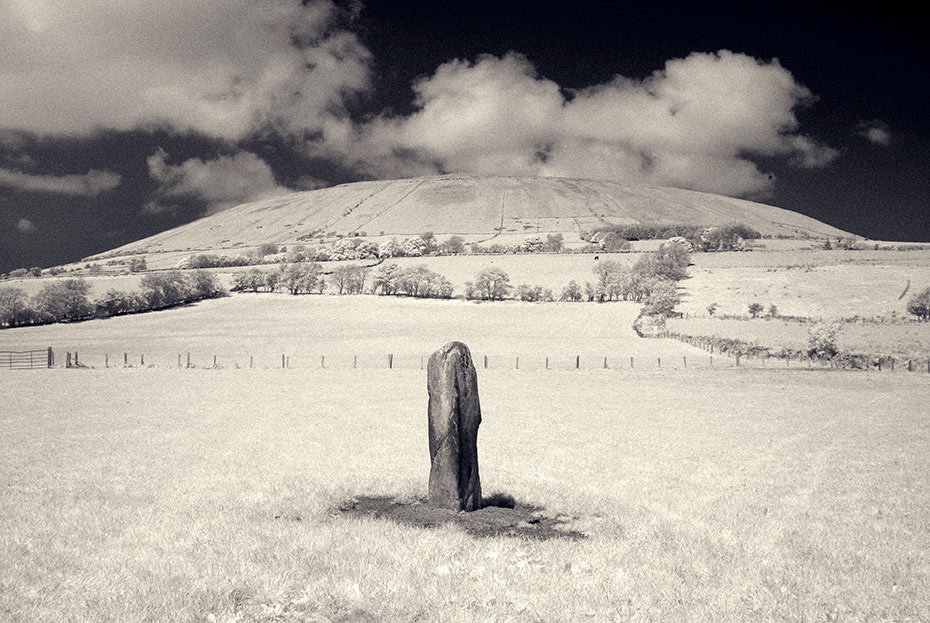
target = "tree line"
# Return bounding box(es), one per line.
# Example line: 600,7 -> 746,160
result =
0,271 -> 225,328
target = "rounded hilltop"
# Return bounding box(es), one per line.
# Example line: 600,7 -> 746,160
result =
98,174 -> 851,259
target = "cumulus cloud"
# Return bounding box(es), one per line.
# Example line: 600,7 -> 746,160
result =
0,0 -> 370,144
146,149 -> 290,214
857,120 -> 891,146
16,218 -> 36,233
350,50 -> 837,197
0,167 -> 120,195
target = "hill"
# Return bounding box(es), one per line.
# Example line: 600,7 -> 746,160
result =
96,175 -> 851,259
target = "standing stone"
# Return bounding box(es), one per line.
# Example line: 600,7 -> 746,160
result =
427,341 -> 482,511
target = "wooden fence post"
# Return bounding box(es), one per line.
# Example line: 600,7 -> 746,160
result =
124,352 -> 128,365
48,347 -> 53,368
630,356 -> 634,369
105,353 -> 109,368
353,355 -> 357,369
389,353 -> 394,369
576,355 -> 580,369
604,356 -> 608,369
484,355 -> 488,369
545,357 -> 548,370
141,354 -> 144,366
515,356 -> 519,370
250,356 -> 253,369
282,354 -> 285,369
683,356 -> 687,369
321,355 -> 325,369
187,352 -> 191,368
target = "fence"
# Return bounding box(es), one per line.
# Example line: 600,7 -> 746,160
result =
0,347 -> 53,369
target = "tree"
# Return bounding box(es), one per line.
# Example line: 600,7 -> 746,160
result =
33,279 -> 93,321
748,302 -> 764,318
642,280 -> 681,316
594,260 -> 626,301
474,267 -> 512,300
233,268 -> 265,293
331,265 -> 366,294
521,236 -> 543,253
188,270 -> 224,299
282,263 -> 321,294
600,232 -> 631,252
129,257 -> 148,272
440,235 -> 465,255
264,271 -> 280,293
257,242 -> 280,257
140,271 -> 190,308
906,287 -> 930,321
420,231 -> 437,254
544,233 -> 564,253
373,263 -> 402,295
560,280 -> 582,302
808,321 -> 842,359
0,287 -> 31,327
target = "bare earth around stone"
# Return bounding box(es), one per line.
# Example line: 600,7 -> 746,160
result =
337,496 -> 586,540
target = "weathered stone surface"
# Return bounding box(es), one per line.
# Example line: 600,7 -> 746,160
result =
427,341 -> 482,511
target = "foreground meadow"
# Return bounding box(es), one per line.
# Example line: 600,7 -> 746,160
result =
2,367 -> 929,622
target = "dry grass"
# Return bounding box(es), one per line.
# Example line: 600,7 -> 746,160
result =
2,368 -> 929,622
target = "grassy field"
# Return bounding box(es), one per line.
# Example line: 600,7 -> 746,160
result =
2,367 -> 928,622
0,295 -> 707,370
679,248 -> 930,319
667,316 -> 930,362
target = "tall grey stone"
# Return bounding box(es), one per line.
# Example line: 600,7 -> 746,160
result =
427,341 -> 482,511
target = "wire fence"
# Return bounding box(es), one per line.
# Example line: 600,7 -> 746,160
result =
3,344 -> 927,373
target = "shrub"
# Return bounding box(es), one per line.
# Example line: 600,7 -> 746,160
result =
706,302 -> 718,316
129,257 -> 148,272
748,302 -> 764,318
906,287 -> 930,321
600,232 -> 631,252
474,267 -> 512,301
187,270 -> 225,299
521,236 -> 543,253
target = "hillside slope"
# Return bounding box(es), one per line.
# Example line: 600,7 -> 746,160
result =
101,175 -> 851,257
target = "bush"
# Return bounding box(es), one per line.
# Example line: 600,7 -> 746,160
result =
906,287 -> 930,321
129,257 -> 148,272
139,271 -> 190,308
257,242 -> 280,257
748,303 -> 764,318
544,233 -> 564,253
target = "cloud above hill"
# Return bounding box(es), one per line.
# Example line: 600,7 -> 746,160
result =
351,51 -> 837,197
146,149 -> 289,214
0,0 -> 370,143
0,167 -> 120,196
0,1 -> 836,199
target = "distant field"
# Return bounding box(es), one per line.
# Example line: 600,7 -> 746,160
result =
667,316 -> 930,361
0,294 -> 707,370
2,367 -> 928,622
680,248 -> 930,319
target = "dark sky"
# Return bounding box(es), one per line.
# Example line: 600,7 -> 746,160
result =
1,0 -> 928,273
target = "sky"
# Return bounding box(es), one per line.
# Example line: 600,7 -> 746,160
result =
1,0 -> 928,273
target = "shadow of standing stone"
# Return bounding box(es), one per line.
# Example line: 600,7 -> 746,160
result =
427,341 -> 482,512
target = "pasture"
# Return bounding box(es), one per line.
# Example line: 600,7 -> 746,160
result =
2,367 -> 929,622
2,294 -> 929,621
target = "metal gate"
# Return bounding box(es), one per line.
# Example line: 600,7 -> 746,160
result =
0,348 -> 53,369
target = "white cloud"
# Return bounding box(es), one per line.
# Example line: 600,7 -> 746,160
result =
16,218 -> 36,233
0,0 -> 370,144
350,50 -> 837,197
857,120 -> 891,146
0,167 -> 120,195
146,149 -> 290,214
